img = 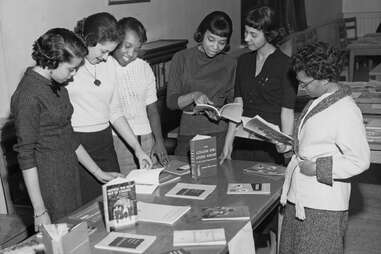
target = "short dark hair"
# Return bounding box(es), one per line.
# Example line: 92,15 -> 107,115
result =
194,11 -> 233,50
245,6 -> 280,43
32,28 -> 88,69
292,41 -> 344,82
117,17 -> 147,43
74,12 -> 120,47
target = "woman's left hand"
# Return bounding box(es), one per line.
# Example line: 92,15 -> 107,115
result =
299,159 -> 316,176
136,149 -> 153,169
94,171 -> 123,183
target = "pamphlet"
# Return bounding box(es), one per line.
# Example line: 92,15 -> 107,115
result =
137,201 -> 191,225
193,102 -> 243,123
200,206 -> 250,221
227,183 -> 271,195
102,178 -> 137,232
165,182 -> 216,200
173,228 -> 226,247
94,232 -> 156,253
190,135 -> 217,178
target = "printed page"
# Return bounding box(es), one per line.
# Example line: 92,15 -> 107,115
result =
173,228 -> 226,246
137,202 -> 191,224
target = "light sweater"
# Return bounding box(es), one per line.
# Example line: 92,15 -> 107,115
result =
67,57 -> 123,132
115,58 -> 157,135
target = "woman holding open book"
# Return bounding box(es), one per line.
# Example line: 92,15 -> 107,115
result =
220,6 -> 297,165
166,11 -> 236,156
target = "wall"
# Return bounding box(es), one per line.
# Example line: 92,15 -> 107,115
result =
343,0 -> 381,12
305,0 -> 343,27
0,0 -> 240,118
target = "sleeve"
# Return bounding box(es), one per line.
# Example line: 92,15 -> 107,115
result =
225,59 -> 237,103
316,104 -> 370,183
233,57 -> 243,98
109,59 -> 124,123
166,52 -> 185,110
143,61 -> 158,106
12,95 -> 40,170
281,57 -> 297,109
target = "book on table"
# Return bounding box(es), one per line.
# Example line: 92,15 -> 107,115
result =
200,206 -> 250,221
163,159 -> 190,176
190,135 -> 217,178
136,201 -> 191,225
94,232 -> 156,253
239,115 -> 293,145
125,168 -> 180,194
165,182 -> 216,200
161,248 -> 191,254
227,183 -> 271,195
243,163 -> 285,177
173,228 -> 226,247
102,177 -> 138,232
192,102 -> 243,123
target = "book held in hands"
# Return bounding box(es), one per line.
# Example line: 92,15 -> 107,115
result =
193,102 -> 243,123
95,232 -> 156,253
200,206 -> 250,221
227,183 -> 271,195
173,228 -> 226,247
102,177 -> 138,232
165,182 -> 216,200
190,135 -> 217,178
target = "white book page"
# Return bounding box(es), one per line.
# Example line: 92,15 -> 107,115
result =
125,168 -> 163,185
137,202 -> 191,224
173,228 -> 226,246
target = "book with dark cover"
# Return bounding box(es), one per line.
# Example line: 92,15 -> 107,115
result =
95,232 -> 156,253
103,178 -> 138,232
200,206 -> 250,221
189,135 -> 217,178
192,102 -> 243,123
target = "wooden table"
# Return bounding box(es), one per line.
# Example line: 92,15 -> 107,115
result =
58,160 -> 283,254
348,34 -> 381,81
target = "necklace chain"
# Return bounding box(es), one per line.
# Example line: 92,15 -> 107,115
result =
84,62 -> 101,86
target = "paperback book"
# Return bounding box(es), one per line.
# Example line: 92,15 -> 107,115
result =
137,201 -> 191,225
192,102 -> 243,123
173,228 -> 226,247
165,182 -> 216,200
161,248 -> 191,254
243,163 -> 285,179
190,135 -> 217,178
241,115 -> 293,145
103,177 -> 138,232
227,183 -> 271,195
200,206 -> 250,221
164,159 -> 190,176
94,232 -> 156,253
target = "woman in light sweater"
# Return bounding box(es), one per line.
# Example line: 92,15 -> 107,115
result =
279,42 -> 370,253
67,12 -> 151,204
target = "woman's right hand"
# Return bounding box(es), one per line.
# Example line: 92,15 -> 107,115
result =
219,143 -> 233,165
94,170 -> 123,183
192,91 -> 214,105
34,211 -> 51,232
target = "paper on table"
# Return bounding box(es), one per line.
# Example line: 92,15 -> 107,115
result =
137,202 -> 191,225
228,221 -> 256,254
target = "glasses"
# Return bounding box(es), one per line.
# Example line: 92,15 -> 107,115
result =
298,79 -> 315,89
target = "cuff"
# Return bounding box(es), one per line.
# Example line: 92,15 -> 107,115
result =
316,156 -> 333,186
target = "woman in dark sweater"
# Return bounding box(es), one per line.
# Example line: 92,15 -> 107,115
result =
220,7 -> 297,165
11,28 -> 120,229
166,11 -> 236,156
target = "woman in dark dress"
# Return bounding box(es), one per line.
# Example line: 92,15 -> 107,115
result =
11,28 -> 120,229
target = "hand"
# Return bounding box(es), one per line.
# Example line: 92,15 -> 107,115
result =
94,170 -> 122,183
219,143 -> 233,165
193,92 -> 214,105
274,141 -> 292,154
34,211 -> 51,232
205,110 -> 219,121
150,140 -> 168,166
299,159 -> 316,176
135,149 -> 153,169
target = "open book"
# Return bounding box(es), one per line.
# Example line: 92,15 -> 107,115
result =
241,115 -> 293,145
193,102 -> 243,123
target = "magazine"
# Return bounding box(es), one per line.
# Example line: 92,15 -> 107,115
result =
200,206 -> 250,221
227,183 -> 271,195
173,228 -> 226,247
102,178 -> 138,232
192,102 -> 243,123
95,232 -> 156,253
243,163 -> 286,178
137,201 -> 191,225
165,182 -> 216,200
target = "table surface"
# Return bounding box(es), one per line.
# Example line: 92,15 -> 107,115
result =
62,159 -> 284,254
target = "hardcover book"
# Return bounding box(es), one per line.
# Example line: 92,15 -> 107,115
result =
189,135 -> 217,178
192,102 -> 243,123
103,178 -> 138,232
173,228 -> 226,247
200,206 -> 250,221
137,201 -> 191,225
165,182 -> 216,200
95,232 -> 156,253
227,183 -> 271,195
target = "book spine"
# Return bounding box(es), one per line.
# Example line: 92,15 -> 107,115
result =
189,140 -> 198,179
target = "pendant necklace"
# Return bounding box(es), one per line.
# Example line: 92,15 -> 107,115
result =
84,62 -> 101,86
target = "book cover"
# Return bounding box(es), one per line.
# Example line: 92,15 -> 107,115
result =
242,115 -> 293,145
189,135 -> 217,178
173,228 -> 226,247
94,232 -> 156,253
165,183 -> 216,200
243,163 -> 285,177
193,102 -> 243,123
103,178 -> 138,232
227,183 -> 271,195
161,248 -> 191,254
164,159 -> 190,176
159,171 -> 181,186
137,201 -> 191,225
200,206 -> 250,221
